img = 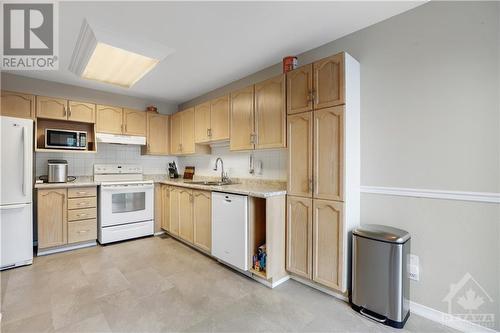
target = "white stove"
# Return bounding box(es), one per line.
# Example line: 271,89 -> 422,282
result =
94,164 -> 154,244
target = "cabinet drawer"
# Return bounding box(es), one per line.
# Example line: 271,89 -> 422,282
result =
68,219 -> 97,244
68,187 -> 97,198
68,197 -> 96,210
68,208 -> 96,221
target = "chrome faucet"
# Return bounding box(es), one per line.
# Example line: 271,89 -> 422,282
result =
214,157 -> 229,183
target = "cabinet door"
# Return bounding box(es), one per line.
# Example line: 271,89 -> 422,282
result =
313,53 -> 345,109
178,189 -> 194,243
169,188 -> 180,236
287,112 -> 313,197
314,106 -> 344,201
170,112 -> 182,154
123,109 -> 146,136
286,196 -> 312,279
287,65 -> 313,114
194,102 -> 211,143
181,108 -> 195,154
97,105 -> 123,134
254,74 -> 286,149
1,91 -> 34,119
230,86 -> 254,151
193,190 -> 211,252
68,101 -> 95,123
210,95 -> 230,141
37,189 -> 67,249
161,185 -> 170,231
146,113 -> 169,155
312,199 -> 344,290
36,96 -> 67,120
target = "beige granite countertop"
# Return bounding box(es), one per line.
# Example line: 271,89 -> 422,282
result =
34,174 -> 287,198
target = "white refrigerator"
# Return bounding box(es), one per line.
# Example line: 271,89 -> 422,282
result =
0,116 -> 33,269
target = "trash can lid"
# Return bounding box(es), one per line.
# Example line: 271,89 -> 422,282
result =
353,224 -> 410,244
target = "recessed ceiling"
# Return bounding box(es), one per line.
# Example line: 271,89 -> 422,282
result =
8,1 -> 424,104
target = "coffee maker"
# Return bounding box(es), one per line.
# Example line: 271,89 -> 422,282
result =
168,161 -> 179,179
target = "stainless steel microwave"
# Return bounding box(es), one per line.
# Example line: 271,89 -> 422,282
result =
45,128 -> 87,150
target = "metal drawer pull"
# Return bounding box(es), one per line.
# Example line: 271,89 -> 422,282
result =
77,229 -> 90,234
77,213 -> 87,217
76,191 -> 88,195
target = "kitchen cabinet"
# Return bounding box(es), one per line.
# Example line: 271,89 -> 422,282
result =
161,185 -> 170,231
314,106 -> 344,201
170,108 -> 209,155
287,112 -> 313,197
67,101 -> 95,123
210,95 -> 230,141
123,108 -> 146,136
193,190 -> 211,253
170,112 -> 182,154
287,52 -> 345,114
286,64 -> 313,114
312,199 -> 344,290
143,113 -> 169,155
230,85 -> 255,151
286,196 -> 313,279
97,105 -> 123,134
168,187 -> 180,236
68,219 -> 97,244
178,189 -> 194,243
254,74 -> 286,149
180,108 -> 195,154
37,189 -> 67,249
194,101 -> 211,143
1,90 -> 35,119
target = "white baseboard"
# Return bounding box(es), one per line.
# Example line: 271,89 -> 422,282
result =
410,301 -> 499,333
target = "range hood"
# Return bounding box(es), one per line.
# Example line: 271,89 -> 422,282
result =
96,133 -> 146,145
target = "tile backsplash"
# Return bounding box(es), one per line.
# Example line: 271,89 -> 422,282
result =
35,144 -> 177,177
177,145 -> 287,181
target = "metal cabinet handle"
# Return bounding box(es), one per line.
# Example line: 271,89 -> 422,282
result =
77,213 -> 87,217
68,106 -> 72,118
308,178 -> 313,192
208,128 -> 212,137
250,133 -> 256,144
77,230 -> 90,234
63,106 -> 67,117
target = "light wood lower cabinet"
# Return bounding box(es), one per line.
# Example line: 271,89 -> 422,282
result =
160,185 -> 170,231
178,189 -> 194,243
286,196 -> 312,279
37,186 -> 97,250
168,187 -> 181,236
312,199 -> 344,290
37,189 -> 67,249
1,90 -> 35,119
286,196 -> 345,291
193,190 -> 211,253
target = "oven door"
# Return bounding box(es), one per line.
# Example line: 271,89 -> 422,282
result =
99,183 -> 154,227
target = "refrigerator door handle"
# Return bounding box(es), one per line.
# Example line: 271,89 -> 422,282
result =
22,126 -> 28,196
0,203 -> 29,210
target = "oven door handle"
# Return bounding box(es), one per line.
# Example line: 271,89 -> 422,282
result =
100,184 -> 154,190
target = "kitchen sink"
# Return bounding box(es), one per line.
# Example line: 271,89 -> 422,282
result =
184,180 -> 237,186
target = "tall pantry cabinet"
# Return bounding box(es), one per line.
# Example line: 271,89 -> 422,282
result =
286,52 -> 360,293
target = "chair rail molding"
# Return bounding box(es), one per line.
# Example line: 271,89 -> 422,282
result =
360,186 -> 500,204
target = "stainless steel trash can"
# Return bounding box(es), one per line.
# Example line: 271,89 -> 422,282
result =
351,224 -> 411,329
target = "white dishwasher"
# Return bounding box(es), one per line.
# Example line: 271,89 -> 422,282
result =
212,192 -> 248,271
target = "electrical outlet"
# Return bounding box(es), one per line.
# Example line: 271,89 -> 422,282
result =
408,254 -> 420,281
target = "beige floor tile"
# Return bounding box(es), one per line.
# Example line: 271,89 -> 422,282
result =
86,267 -> 131,299
54,313 -> 112,333
0,311 -> 54,333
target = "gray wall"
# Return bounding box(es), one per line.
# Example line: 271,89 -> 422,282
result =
1,73 -> 178,114
181,1 -> 500,328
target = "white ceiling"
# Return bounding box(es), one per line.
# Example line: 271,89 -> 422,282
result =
11,1 -> 424,104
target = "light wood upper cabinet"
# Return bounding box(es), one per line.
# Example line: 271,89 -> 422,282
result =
123,108 -> 146,136
313,53 -> 345,109
194,102 -> 211,143
286,196 -> 313,279
230,86 -> 255,151
254,74 -> 286,149
37,189 -> 67,249
36,96 -> 67,120
314,106 -> 344,201
312,199 -> 344,290
68,101 -> 95,123
170,112 -> 182,154
178,189 -> 194,243
144,113 -> 169,155
169,187 -> 180,236
210,95 -> 230,141
287,112 -> 313,197
180,108 -> 195,154
1,91 -> 35,119
97,105 -> 123,134
287,64 -> 313,114
193,190 -> 211,253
